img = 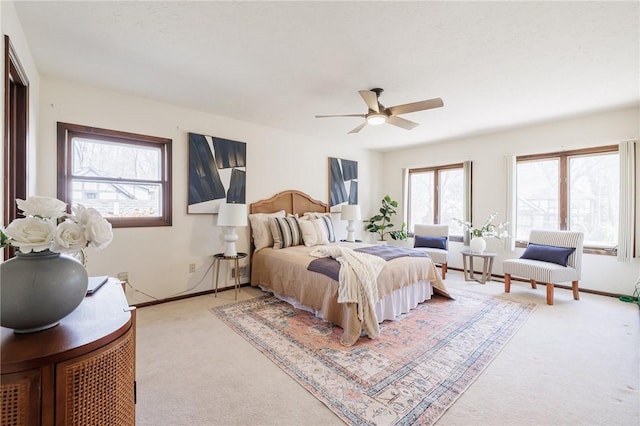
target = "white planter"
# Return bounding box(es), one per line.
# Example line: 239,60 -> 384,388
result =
470,237 -> 487,253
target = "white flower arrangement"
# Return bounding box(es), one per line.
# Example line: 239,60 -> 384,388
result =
0,196 -> 113,254
454,213 -> 510,239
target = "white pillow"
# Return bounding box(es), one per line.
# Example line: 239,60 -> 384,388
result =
301,212 -> 336,242
299,219 -> 330,247
248,210 -> 286,251
302,212 -> 330,219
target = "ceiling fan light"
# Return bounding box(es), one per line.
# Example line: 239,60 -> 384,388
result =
367,114 -> 387,125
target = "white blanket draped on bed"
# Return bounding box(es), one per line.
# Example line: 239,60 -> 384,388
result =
310,245 -> 386,339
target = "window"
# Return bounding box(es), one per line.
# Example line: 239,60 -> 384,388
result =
516,146 -> 618,251
57,122 -> 172,227
408,163 -> 464,236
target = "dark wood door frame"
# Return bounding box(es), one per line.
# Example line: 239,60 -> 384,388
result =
3,35 -> 29,260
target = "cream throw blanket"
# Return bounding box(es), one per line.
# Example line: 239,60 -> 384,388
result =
310,245 -> 386,339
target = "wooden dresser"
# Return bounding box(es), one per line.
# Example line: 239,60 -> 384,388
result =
1,279 -> 136,425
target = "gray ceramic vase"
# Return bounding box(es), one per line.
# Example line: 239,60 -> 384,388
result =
1,250 -> 88,333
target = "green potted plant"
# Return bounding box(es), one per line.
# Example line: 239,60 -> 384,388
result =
364,195 -> 408,241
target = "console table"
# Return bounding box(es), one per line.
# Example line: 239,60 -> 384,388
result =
1,278 -> 136,425
461,250 -> 497,284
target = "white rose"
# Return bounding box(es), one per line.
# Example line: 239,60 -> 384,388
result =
84,214 -> 113,250
52,220 -> 88,253
17,196 -> 67,219
71,204 -> 91,224
4,217 -> 55,253
71,205 -> 112,250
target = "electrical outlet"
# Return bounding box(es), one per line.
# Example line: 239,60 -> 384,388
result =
117,272 -> 129,282
231,265 -> 248,279
189,263 -> 196,273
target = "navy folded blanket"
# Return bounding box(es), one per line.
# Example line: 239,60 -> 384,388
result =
307,245 -> 428,282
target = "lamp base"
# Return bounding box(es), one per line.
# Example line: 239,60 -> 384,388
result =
223,227 -> 238,257
345,220 -> 356,243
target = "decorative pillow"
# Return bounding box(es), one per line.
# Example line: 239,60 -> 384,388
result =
300,212 -> 335,242
248,210 -> 286,251
269,216 -> 303,249
299,219 -> 330,247
315,215 -> 336,243
301,212 -> 323,219
414,235 -> 448,250
520,243 -> 576,267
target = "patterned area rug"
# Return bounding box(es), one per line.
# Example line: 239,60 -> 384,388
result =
211,289 -> 536,425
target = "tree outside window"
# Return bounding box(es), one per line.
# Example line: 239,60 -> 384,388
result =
57,122 -> 172,228
516,146 -> 618,251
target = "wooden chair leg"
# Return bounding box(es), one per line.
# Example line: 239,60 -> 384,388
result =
572,281 -> 580,300
441,263 -> 447,279
546,283 -> 554,305
530,279 -> 537,289
504,274 -> 511,293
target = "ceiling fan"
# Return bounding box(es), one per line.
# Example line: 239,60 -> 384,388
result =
315,88 -> 444,134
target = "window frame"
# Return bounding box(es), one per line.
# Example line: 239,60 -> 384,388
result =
57,122 -> 172,228
408,162 -> 464,241
516,145 -> 618,255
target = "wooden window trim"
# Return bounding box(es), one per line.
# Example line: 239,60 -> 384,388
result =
57,122 -> 172,228
408,162 -> 464,241
516,145 -> 619,255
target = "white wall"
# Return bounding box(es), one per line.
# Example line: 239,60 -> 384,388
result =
36,77 -> 382,304
382,106 -> 640,296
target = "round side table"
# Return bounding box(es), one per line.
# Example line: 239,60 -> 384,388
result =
213,252 -> 248,299
460,250 -> 497,284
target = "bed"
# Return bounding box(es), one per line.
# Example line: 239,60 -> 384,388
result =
249,190 -> 452,346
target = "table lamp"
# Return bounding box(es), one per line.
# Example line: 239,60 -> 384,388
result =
217,203 -> 247,257
341,204 -> 361,243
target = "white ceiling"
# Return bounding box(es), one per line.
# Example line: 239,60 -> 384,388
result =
13,1 -> 640,152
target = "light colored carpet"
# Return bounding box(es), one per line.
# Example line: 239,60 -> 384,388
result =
210,289 -> 536,425
135,270 -> 639,425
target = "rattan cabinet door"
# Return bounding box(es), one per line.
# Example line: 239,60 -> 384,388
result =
0,369 -> 42,426
55,324 -> 135,426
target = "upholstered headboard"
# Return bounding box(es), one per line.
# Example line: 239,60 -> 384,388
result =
250,190 -> 328,215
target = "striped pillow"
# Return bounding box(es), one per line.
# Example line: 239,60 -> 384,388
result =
302,212 -> 336,243
269,216 -> 303,249
299,218 -> 331,246
316,215 -> 336,243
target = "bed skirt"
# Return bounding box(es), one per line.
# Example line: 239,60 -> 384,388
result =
260,280 -> 433,325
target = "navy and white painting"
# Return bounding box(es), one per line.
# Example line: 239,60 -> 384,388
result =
188,133 -> 246,214
329,157 -> 358,212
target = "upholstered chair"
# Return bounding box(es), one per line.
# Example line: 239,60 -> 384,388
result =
503,230 -> 584,305
413,224 -> 449,279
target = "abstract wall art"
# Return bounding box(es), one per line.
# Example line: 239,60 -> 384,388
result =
328,157 -> 358,212
188,132 -> 246,214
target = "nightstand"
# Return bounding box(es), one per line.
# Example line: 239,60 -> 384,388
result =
213,252 -> 248,299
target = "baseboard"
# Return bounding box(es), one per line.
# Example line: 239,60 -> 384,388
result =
132,283 -> 251,308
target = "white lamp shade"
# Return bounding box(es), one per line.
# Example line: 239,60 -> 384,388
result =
341,204 -> 361,221
217,203 -> 247,227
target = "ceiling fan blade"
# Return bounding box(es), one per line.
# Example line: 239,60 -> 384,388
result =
315,114 -> 366,118
387,98 -> 444,116
386,115 -> 419,130
358,90 -> 379,113
348,122 -> 368,134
